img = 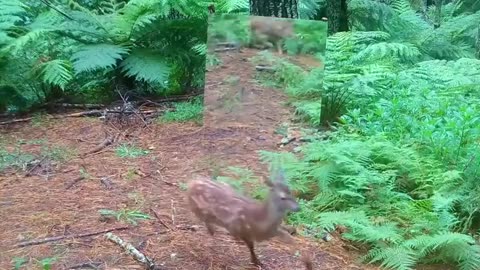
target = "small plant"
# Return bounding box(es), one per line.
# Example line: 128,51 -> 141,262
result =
160,96 -> 204,123
98,208 -> 151,226
179,182 -> 188,191
115,144 -> 149,158
37,257 -> 56,270
41,145 -> 75,162
0,146 -> 36,172
12,257 -> 27,270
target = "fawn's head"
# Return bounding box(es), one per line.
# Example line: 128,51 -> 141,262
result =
265,169 -> 300,214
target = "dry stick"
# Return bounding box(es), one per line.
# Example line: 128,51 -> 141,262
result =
0,117 -> 34,125
105,232 -> 160,270
170,199 -> 176,229
150,208 -> 172,231
0,109 -> 162,126
80,136 -> 114,157
15,226 -> 129,248
154,170 -> 178,187
65,176 -> 86,190
24,156 -> 47,177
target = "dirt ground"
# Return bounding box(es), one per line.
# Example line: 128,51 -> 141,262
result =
0,48 -> 377,270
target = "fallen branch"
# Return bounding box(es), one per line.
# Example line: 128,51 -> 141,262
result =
105,232 -> 161,270
62,110 -> 103,117
214,47 -> 240,52
0,117 -> 34,125
65,176 -> 86,190
15,226 -> 129,248
54,103 -> 105,109
80,136 -> 114,157
255,65 -> 276,72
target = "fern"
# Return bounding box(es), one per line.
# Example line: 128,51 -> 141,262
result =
120,48 -> 170,85
365,246 -> 417,270
71,44 -> 129,74
352,42 -> 421,63
36,59 -> 74,90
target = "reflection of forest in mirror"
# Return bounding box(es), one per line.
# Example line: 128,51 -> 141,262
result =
205,14 -> 327,128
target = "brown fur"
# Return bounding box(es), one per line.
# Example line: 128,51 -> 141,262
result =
249,16 -> 295,55
186,171 -> 301,267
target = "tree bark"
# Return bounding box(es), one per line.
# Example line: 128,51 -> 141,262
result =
250,0 -> 298,18
326,0 -> 349,34
433,0 -> 443,29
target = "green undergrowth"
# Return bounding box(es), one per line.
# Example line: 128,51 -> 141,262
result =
159,96 -> 204,124
249,21 -> 480,270
0,140 -> 75,173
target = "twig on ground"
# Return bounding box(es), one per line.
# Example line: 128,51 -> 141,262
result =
255,65 -> 275,72
105,232 -> 161,270
150,208 -> 172,231
65,176 -> 86,190
15,226 -> 129,248
154,170 -> 178,187
171,199 -> 176,229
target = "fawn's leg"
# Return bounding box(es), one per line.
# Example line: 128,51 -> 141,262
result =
275,227 -> 295,244
276,42 -> 283,55
243,238 -> 262,266
205,222 -> 215,236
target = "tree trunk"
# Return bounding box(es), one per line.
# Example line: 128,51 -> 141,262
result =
249,0 -> 298,18
433,0 -> 443,29
326,0 -> 349,34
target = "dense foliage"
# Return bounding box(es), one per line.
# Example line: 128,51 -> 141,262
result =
2,0 -> 480,270
255,1 -> 480,270
0,0 -> 217,113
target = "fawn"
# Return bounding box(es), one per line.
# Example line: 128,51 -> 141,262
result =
249,16 -> 295,55
186,169 -> 301,267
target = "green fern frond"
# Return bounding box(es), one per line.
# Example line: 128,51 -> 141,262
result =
365,246 -> 417,270
37,59 -> 74,90
120,48 -> 170,85
0,0 -> 26,30
215,0 -> 249,13
71,44 -> 129,74
1,29 -> 51,55
353,42 -> 421,62
192,43 -> 207,55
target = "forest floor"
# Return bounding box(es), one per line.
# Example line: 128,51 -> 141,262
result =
0,48 -> 378,270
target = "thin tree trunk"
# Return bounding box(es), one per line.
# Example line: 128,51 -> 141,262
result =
434,0 -> 443,29
250,0 -> 298,18
326,0 -> 349,34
